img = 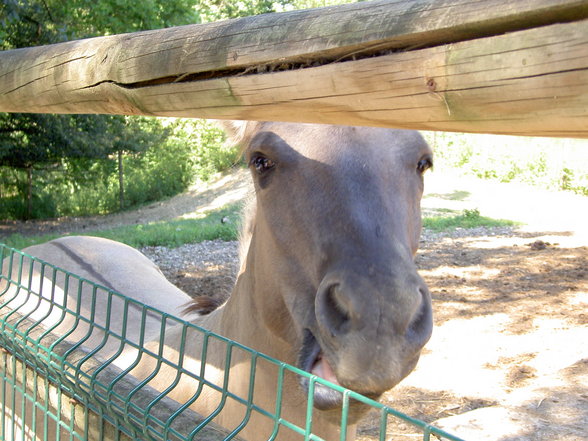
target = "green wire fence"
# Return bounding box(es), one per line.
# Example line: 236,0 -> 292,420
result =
0,243 -> 465,441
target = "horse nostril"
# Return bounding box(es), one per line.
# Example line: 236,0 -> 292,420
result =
406,286 -> 433,347
318,283 -> 351,337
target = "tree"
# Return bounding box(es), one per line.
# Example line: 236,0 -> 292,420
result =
1,0 -> 199,49
0,0 -> 196,218
0,113 -> 166,217
195,0 -> 288,22
0,113 -> 113,218
107,116 -> 169,210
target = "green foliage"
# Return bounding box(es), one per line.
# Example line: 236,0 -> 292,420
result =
172,119 -> 239,181
2,203 -> 241,250
0,117 -> 238,219
0,114 -> 113,169
0,192 -> 56,220
111,120 -> 193,209
0,0 -> 202,220
0,116 -> 173,219
423,209 -> 518,232
66,0 -> 199,36
559,167 -> 587,195
1,0 -> 199,49
423,132 -> 588,196
196,0 -> 284,21
193,0 -> 358,23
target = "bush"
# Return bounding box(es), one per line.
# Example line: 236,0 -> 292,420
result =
423,132 -> 588,196
172,119 -> 240,182
0,118 -> 240,220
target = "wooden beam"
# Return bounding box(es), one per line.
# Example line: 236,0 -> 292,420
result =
1,0 -> 587,137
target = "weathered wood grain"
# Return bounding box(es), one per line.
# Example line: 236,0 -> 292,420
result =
0,0 -> 587,136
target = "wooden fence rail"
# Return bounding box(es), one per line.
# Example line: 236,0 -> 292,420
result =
1,0 -> 588,137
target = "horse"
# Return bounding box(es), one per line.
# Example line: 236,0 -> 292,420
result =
0,121 -> 434,441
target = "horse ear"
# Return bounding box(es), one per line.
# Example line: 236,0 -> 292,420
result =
213,119 -> 260,148
214,120 -> 246,138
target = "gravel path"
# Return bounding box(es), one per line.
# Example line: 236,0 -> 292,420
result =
142,240 -> 239,276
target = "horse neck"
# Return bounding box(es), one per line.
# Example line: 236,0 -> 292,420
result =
211,198 -> 285,354
191,247 -> 349,441
187,199 -> 355,440
215,242 -> 293,362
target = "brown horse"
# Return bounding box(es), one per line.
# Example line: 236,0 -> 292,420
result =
1,122 -> 433,440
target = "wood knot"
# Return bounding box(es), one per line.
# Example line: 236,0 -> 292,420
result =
426,78 -> 437,92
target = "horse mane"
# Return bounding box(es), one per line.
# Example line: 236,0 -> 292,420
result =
183,295 -> 226,315
182,120 -> 259,316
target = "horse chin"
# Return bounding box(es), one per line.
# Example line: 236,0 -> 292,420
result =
297,330 -> 378,421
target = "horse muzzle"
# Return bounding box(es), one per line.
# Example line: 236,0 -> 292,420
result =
298,268 -> 433,415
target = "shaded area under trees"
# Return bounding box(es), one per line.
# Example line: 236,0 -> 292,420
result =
0,0 -> 214,219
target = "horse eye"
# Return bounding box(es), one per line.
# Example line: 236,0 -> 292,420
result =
417,156 -> 433,174
250,155 -> 276,175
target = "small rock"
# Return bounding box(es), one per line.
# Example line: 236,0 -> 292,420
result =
527,240 -> 548,250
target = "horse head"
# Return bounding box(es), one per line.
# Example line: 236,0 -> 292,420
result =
229,121 -> 433,422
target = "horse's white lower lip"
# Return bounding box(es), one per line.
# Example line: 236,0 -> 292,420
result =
311,353 -> 340,385
298,331 -> 344,410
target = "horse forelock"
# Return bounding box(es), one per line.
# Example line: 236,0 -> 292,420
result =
215,120 -> 263,155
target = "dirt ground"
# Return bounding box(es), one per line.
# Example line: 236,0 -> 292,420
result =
1,169 -> 586,441
363,233 -> 587,441
363,173 -> 588,441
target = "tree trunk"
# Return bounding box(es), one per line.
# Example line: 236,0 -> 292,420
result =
118,150 -> 124,210
26,166 -> 32,220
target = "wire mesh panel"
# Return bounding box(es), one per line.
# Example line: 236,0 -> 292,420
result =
1,243 -> 464,441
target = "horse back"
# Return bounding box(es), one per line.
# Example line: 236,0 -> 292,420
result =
2,236 -> 192,358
